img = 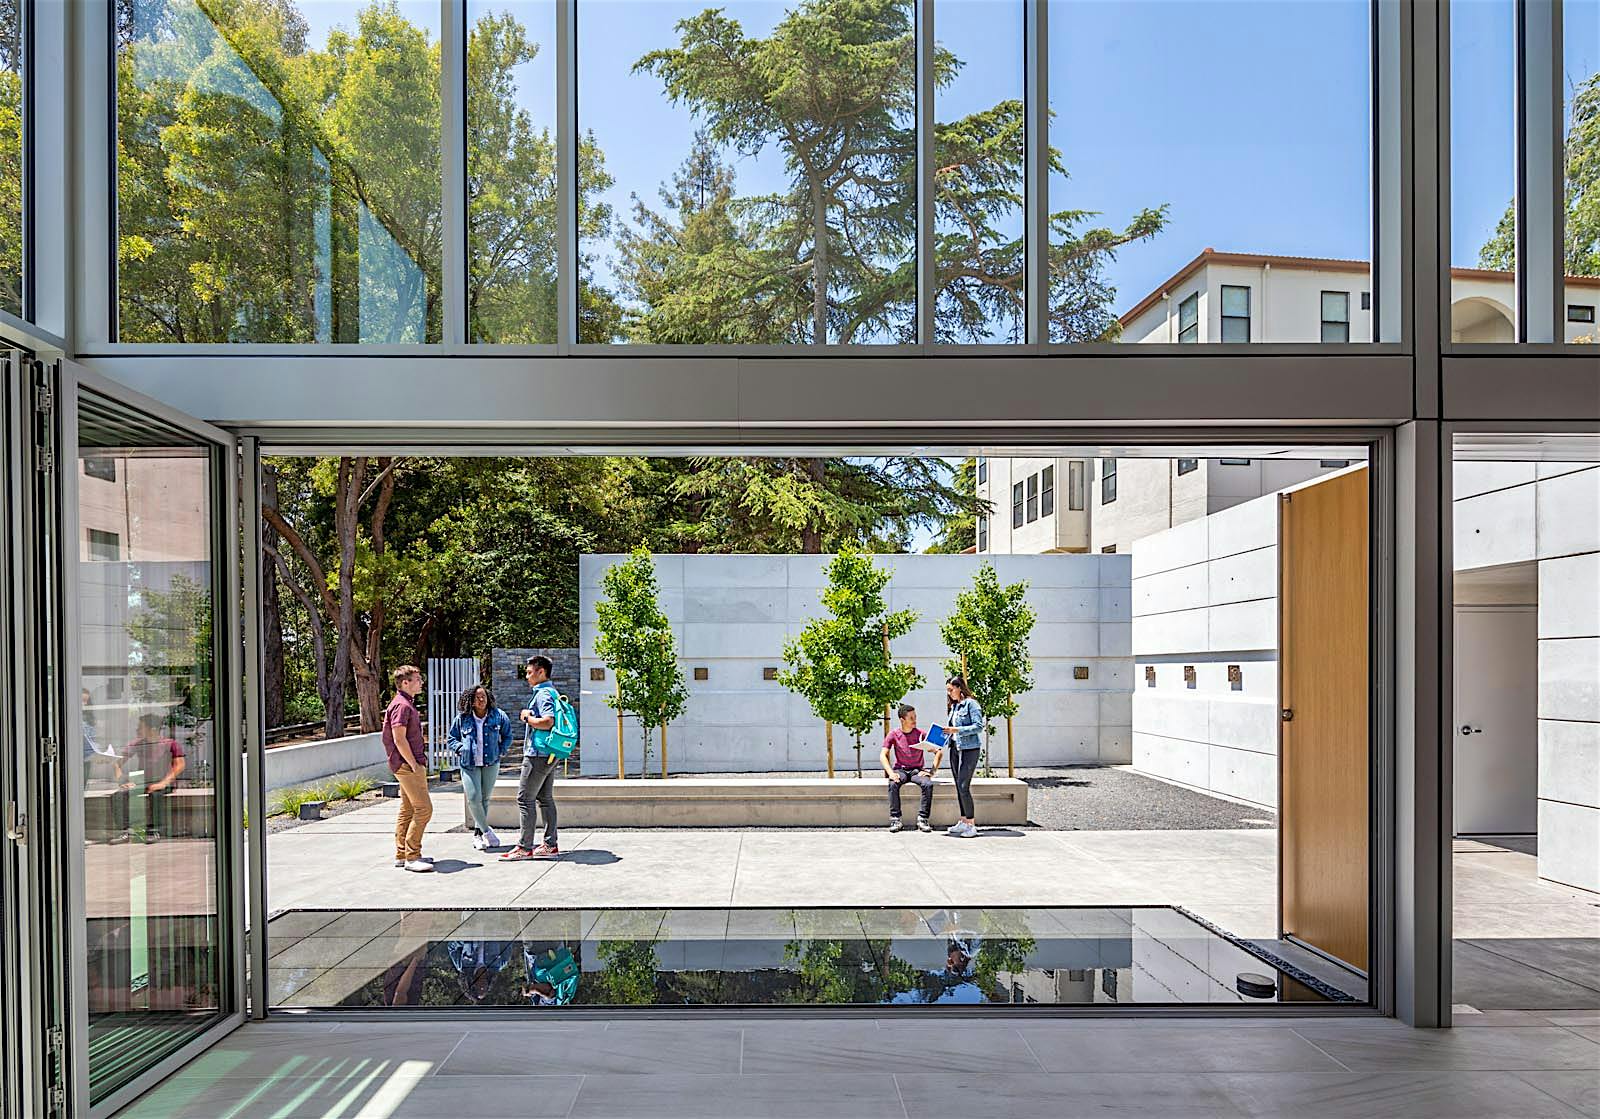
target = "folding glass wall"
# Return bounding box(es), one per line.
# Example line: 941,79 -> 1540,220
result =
73,393 -> 234,1104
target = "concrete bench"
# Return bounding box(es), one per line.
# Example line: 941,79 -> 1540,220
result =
476,775 -> 1028,828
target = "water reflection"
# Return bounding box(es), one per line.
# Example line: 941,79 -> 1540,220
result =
268,906 -> 1355,1008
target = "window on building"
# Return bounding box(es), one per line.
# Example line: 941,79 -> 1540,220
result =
1360,291 -> 1371,311
977,514 -> 988,552
1012,482 -> 1024,527
84,457 -> 117,483
1221,285 -> 1251,342
116,0 -> 444,343
1025,473 -> 1039,522
1176,458 -> 1198,475
1101,458 -> 1118,504
1041,465 -> 1055,516
1219,458 -> 1253,466
1320,459 -> 1351,468
1320,291 -> 1351,342
976,456 -> 988,484
1569,305 -> 1596,324
87,529 -> 121,563
1068,460 -> 1086,510
1101,544 -> 1117,554
1177,292 -> 1199,343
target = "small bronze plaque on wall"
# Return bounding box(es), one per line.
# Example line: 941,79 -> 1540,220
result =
1144,666 -> 1156,686
763,666 -> 779,681
694,666 -> 709,681
1074,665 -> 1090,680
590,667 -> 605,681
1227,664 -> 1243,685
1183,665 -> 1197,687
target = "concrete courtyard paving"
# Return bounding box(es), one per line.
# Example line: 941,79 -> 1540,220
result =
266,789 -> 1281,937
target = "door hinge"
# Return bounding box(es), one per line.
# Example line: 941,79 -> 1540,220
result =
34,384 -> 54,413
50,1082 -> 66,1118
35,446 -> 54,472
47,1025 -> 64,1054
40,735 -> 58,765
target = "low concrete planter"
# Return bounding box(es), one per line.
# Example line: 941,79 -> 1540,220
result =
297,800 -> 326,821
266,732 -> 387,792
381,781 -> 400,798
478,775 -> 1028,829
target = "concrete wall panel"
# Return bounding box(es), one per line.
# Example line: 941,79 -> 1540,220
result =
1536,466 -> 1600,560
1538,637 -> 1599,723
1539,719 -> 1600,810
1539,552 -> 1600,639
1455,485 -> 1537,570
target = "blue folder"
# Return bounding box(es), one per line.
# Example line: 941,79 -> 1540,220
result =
924,723 -> 947,747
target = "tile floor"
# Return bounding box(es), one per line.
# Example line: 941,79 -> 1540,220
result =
111,1016 -> 1600,1118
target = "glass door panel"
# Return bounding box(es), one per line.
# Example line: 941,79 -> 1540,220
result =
70,387 -> 237,1107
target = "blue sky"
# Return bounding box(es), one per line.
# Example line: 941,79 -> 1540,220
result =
298,0 -> 1596,310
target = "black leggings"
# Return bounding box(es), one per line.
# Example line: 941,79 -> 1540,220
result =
950,747 -> 979,819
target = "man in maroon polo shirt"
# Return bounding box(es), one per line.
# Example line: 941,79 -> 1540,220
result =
383,665 -> 434,872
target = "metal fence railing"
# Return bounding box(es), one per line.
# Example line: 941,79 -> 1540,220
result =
426,657 -> 479,771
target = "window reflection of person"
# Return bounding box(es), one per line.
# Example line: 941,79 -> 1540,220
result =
122,712 -> 186,839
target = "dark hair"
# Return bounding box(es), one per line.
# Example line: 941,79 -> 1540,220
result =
459,684 -> 495,717
896,703 -> 915,720
946,675 -> 971,707
525,655 -> 553,677
137,712 -> 166,734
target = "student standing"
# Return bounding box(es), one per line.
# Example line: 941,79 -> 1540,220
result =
383,665 -> 434,872
502,655 -> 561,861
935,676 -> 983,838
881,703 -> 941,832
448,684 -> 512,850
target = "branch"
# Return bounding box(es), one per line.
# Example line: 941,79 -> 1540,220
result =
261,505 -> 338,620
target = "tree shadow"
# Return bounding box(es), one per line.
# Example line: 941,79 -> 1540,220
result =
1026,776 -> 1093,788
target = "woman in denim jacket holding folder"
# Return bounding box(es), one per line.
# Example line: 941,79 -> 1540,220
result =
934,675 -> 984,838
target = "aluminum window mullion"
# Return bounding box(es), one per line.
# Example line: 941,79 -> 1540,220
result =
1024,0 -> 1048,350
916,0 -> 934,349
1515,0 -> 1562,343
241,437 -> 268,1021
74,0 -> 113,349
1372,0 -> 1405,346
556,0 -> 578,352
442,0 -> 467,346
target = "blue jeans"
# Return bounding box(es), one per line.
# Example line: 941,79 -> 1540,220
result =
459,762 -> 501,833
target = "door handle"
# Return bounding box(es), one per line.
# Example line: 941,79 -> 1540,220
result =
4,804 -> 25,845
1459,724 -> 1481,735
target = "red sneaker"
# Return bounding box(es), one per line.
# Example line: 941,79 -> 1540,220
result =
500,846 -> 537,862
531,843 -> 560,858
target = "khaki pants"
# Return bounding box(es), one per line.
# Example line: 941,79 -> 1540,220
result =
393,766 -> 433,861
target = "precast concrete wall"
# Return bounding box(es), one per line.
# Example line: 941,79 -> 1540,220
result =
578,553 -> 1133,776
1455,462 -> 1600,893
1129,489 -> 1282,809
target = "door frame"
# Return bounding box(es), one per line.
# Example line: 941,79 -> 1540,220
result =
54,360 -> 248,1119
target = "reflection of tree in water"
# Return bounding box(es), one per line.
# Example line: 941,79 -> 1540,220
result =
971,937 -> 1035,1002
587,939 -> 662,1005
781,939 -> 918,1005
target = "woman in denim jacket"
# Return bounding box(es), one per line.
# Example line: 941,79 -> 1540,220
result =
448,684 -> 515,850
935,675 -> 984,838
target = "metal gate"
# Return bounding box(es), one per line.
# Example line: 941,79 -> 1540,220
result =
426,658 -> 479,772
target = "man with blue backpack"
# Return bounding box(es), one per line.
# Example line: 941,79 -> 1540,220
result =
501,655 -> 575,861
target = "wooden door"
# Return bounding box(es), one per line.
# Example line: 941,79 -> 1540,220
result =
1279,468 -> 1369,971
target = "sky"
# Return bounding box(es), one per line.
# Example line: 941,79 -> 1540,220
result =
292,0 -> 1597,312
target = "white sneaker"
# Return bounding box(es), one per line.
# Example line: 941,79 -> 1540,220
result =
481,828 -> 500,849
405,859 -> 435,873
394,858 -> 405,867
887,818 -> 904,833
471,833 -> 486,851
958,822 -> 979,838
946,822 -> 963,835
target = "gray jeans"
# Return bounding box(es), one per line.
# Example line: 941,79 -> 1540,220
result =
517,752 -> 559,849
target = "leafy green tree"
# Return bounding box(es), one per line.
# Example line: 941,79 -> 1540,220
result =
589,938 -> 661,1005
924,457 -> 988,553
0,1 -> 22,317
779,546 -> 922,776
670,456 -> 966,554
940,562 -> 1036,774
126,572 -> 216,720
629,0 -> 1166,343
593,548 -> 690,777
1481,70 -> 1600,282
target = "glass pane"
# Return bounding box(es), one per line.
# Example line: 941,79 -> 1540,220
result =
1449,0 -> 1517,341
468,0 -> 560,344
1565,0 -> 1599,342
78,396 -> 225,1102
1321,291 -> 1349,323
116,0 -> 443,342
1220,316 -> 1248,343
934,0 -> 1026,342
1050,0 -> 1370,344
1177,294 -> 1197,331
579,0 -> 916,344
1221,285 -> 1249,317
1,0 -> 20,318
1320,321 -> 1349,343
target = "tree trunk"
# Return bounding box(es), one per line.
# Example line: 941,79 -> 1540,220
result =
260,467 -> 286,729
810,175 -> 828,344
800,457 -> 826,553
329,457 -> 363,741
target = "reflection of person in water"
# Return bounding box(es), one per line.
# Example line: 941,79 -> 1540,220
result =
889,936 -> 985,1005
382,942 -> 430,1007
522,942 -> 580,1006
447,939 -> 516,1004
